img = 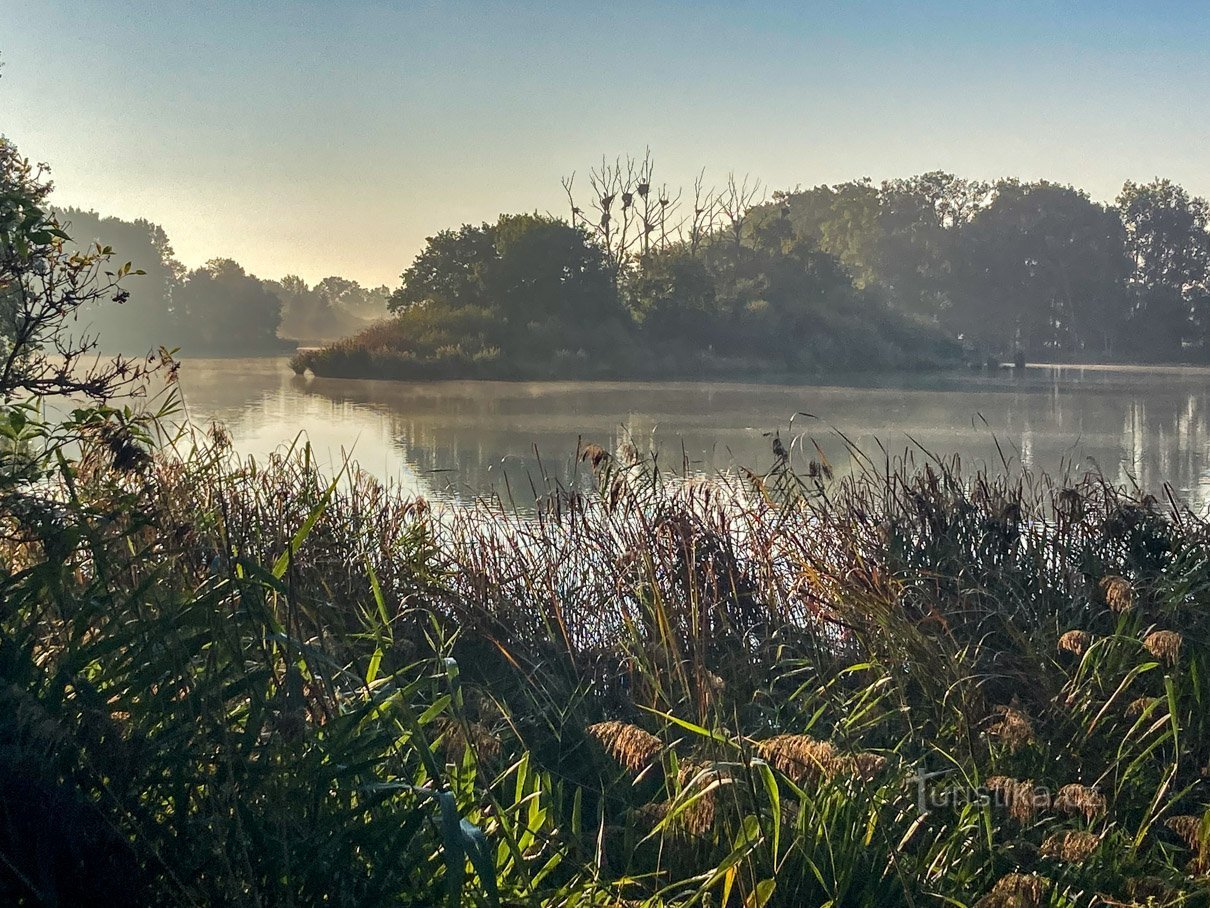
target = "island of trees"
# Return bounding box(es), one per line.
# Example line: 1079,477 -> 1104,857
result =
293,156 -> 1210,380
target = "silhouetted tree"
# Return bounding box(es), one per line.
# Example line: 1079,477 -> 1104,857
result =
55,208 -> 184,353
175,258 -> 286,354
1117,179 -> 1210,356
956,181 -> 1130,358
1,135 -> 155,401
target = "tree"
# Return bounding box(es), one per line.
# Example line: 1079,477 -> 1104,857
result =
770,180 -> 882,288
274,275 -> 390,341
271,274 -> 327,340
389,224 -> 497,313
1,135 -> 154,401
562,152 -> 686,291
957,181 -> 1130,357
54,208 -> 184,353
489,213 -> 619,330
874,172 -> 989,320
1117,179 -> 1210,356
175,258 -> 285,354
626,246 -> 718,346
386,214 -> 625,361
316,276 -> 389,321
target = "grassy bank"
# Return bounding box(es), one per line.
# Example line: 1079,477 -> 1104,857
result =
289,312 -> 959,382
4,412 -> 1210,906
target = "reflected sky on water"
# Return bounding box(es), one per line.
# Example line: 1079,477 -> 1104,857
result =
166,357 -> 1210,513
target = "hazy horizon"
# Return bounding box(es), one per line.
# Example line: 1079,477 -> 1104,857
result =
3,0 -> 1209,287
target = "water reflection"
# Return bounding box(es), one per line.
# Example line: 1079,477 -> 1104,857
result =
169,357 -> 1210,513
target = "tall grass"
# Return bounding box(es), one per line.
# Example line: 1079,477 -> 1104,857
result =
3,418 -> 1210,905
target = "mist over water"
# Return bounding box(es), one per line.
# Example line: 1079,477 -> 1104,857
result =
167,357 -> 1210,513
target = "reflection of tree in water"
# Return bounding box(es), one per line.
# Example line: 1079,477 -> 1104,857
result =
288,376 -> 622,504
280,368 -> 1210,513
1115,393 -> 1210,515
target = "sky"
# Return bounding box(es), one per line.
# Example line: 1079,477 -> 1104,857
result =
2,0 -> 1209,287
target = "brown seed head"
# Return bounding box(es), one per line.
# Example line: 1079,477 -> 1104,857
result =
974,872 -> 1049,908
675,761 -> 726,837
1041,829 -> 1101,863
1166,814 -> 1204,850
757,734 -> 843,783
1057,629 -> 1091,656
1100,575 -> 1134,612
630,801 -> 669,832
987,705 -> 1036,753
587,721 -> 662,773
1054,783 -> 1106,822
986,776 -> 1046,823
850,751 -> 887,782
580,443 -> 610,469
1125,696 -> 1158,718
1143,629 -> 1183,665
436,718 -> 501,763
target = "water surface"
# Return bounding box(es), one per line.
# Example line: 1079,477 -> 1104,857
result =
167,357 -> 1210,512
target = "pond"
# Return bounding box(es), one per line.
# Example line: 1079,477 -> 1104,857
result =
167,357 -> 1210,512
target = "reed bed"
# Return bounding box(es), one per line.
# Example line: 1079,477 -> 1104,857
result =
3,422 -> 1210,906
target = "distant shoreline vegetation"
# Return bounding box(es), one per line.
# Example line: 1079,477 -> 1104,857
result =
55,152 -> 1210,375
50,208 -> 393,356
293,155 -> 1210,381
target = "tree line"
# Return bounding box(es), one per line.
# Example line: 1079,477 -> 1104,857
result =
300,153 -> 1210,381
49,206 -> 390,355
761,173 -> 1210,361
15,137 -> 1210,369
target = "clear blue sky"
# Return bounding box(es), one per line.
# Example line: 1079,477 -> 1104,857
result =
2,0 -> 1208,286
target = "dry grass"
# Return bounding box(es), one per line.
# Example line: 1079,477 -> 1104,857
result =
9,427 -> 1210,906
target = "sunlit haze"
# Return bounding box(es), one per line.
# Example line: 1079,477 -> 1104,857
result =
3,0 -> 1208,286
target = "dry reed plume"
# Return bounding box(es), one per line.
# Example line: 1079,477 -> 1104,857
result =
974,872 -> 1049,908
1040,829 -> 1101,863
587,720 -> 664,773
985,776 -> 1046,823
986,704 -> 1036,753
1057,629 -> 1091,656
1100,574 -> 1135,612
1054,783 -> 1106,822
1143,629 -> 1183,665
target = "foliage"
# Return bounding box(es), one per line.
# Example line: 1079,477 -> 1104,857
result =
755,170 -> 1210,363
299,202 -> 956,380
0,137 -> 156,400
11,391 -> 1210,904
0,134 -> 568,906
272,273 -> 390,342
173,257 -> 292,354
302,155 -> 1210,381
2,168 -> 1208,900
28,207 -> 385,353
957,181 -> 1131,358
1117,179 -> 1210,356
54,206 -> 186,353
9,131 -> 1210,905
